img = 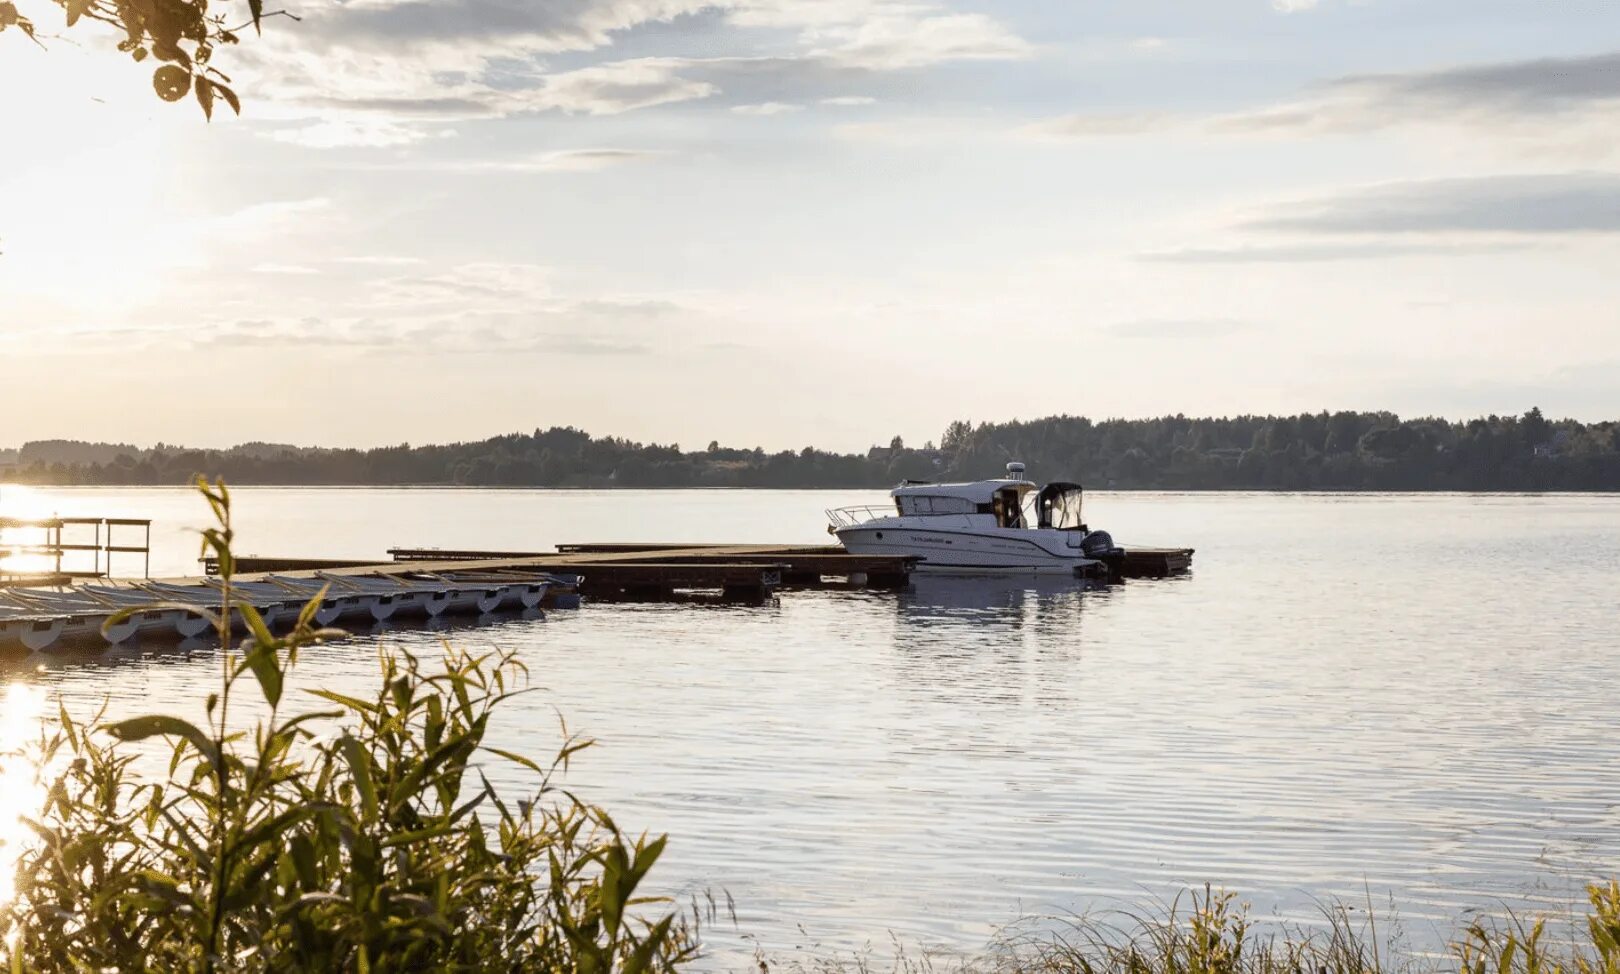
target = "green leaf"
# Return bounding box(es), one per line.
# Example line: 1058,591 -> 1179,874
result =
243,643 -> 283,708
339,734 -> 378,824
482,746 -> 544,775
196,77 -> 215,120
236,804 -> 332,853
105,714 -> 220,770
630,834 -> 668,889
152,65 -> 191,103
307,689 -> 378,714
622,916 -> 674,974
236,601 -> 274,645
215,81 -> 242,116
295,584 -> 331,631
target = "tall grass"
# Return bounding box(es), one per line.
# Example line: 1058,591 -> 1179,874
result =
757,884 -> 1620,974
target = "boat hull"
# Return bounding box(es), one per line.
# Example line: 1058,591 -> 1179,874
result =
836,526 -> 1099,576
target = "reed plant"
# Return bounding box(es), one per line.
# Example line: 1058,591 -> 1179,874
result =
0,477 -> 695,973
764,883 -> 1620,974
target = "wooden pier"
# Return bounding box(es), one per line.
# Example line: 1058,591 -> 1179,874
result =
389,545 -> 916,589
1,517 -> 153,586
1118,546 -> 1195,578
210,544 -> 917,602
208,540 -> 1191,601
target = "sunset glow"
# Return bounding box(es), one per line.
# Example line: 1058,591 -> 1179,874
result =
3,2 -> 1619,451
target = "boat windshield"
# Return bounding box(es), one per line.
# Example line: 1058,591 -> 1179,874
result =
1035,483 -> 1084,531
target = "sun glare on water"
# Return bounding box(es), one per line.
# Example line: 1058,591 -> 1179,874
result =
0,683 -> 47,910
0,485 -> 63,576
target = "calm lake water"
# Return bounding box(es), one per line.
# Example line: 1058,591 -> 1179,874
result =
2,486 -> 1619,966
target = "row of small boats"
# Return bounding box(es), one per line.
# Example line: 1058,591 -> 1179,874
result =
0,571 -> 575,654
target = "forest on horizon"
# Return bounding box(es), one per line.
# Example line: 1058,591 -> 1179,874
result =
2,409 -> 1617,492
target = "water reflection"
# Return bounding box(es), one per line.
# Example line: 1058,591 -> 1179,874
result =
0,485 -> 64,576
888,575 -> 1100,715
0,682 -> 45,908
897,574 -> 1100,625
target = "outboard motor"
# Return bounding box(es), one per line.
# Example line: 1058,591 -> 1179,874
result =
1080,530 -> 1117,559
1081,529 -> 1125,584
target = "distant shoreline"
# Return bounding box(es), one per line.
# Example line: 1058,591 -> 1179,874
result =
6,482 -> 1620,495
4,409 -> 1616,492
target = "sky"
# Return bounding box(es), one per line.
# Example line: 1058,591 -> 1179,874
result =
2,0 -> 1619,452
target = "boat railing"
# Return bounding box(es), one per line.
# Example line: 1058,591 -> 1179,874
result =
826,505 -> 894,529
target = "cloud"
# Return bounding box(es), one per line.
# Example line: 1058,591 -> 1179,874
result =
811,11 -> 1032,69
357,149 -> 662,173
821,95 -> 876,106
1212,51 -> 1620,134
338,255 -> 426,267
190,302 -> 670,358
523,149 -> 659,172
572,298 -> 682,317
1103,318 -> 1262,339
731,101 -> 803,115
307,0 -> 714,56
1139,241 -> 1539,262
1026,51 -> 1620,145
181,200 -> 334,257
1018,111 -> 1174,140
512,57 -> 719,114
1241,173 -> 1620,236
1272,0 -> 1320,12
1141,174 -> 1620,266
267,117 -> 447,148
251,263 -> 323,275
242,0 -> 1032,144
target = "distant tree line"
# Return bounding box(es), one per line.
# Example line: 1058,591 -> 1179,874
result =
3,409 -> 1617,490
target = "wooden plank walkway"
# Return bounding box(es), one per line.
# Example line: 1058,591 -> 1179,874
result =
551,542 -> 1194,580
1119,547 -> 1195,577
205,539 -> 1189,601
205,545 -> 917,602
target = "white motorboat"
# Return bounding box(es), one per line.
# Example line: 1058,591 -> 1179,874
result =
827,463 -> 1121,576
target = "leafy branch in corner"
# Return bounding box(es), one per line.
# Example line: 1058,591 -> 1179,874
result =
0,0 -> 299,118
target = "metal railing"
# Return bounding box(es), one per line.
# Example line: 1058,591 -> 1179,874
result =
825,505 -> 895,529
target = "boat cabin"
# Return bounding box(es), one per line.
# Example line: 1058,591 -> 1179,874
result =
889,464 -> 1085,532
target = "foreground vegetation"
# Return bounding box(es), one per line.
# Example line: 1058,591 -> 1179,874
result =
907,884 -> 1620,974
5,408 -> 1618,490
0,479 -> 693,972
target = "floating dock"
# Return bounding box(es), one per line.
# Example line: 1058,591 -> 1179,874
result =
212,545 -> 919,602
5,539 -> 1192,657
210,542 -> 1193,598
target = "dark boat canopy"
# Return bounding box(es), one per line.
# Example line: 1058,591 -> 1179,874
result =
1034,482 -> 1085,531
